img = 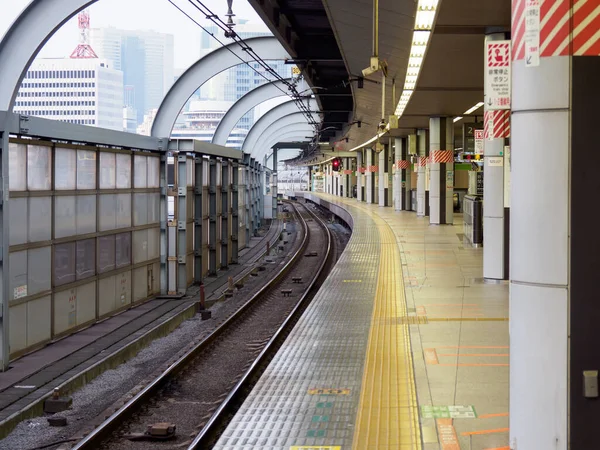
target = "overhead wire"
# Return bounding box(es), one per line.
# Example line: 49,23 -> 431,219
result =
166,0 -> 320,129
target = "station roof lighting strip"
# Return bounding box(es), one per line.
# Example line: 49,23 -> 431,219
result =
394,0 -> 439,117
349,0 -> 439,152
453,102 -> 485,123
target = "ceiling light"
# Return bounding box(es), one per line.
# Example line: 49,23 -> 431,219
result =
463,101 -> 484,115
453,116 -> 463,123
404,81 -> 416,90
413,30 -> 431,46
410,44 -> 427,57
415,10 -> 436,30
408,56 -> 423,67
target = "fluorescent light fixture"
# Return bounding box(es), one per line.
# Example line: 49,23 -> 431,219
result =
463,101 -> 484,115
413,30 -> 431,45
408,56 -> 424,67
415,9 -> 436,29
453,116 -> 463,123
410,43 -> 427,57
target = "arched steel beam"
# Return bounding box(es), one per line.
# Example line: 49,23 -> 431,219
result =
242,99 -> 319,155
252,114 -> 312,154
0,0 -> 97,111
212,77 -> 308,145
152,36 -> 290,137
263,134 -> 310,165
254,121 -> 313,159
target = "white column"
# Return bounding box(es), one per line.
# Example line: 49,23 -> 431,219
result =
366,148 -> 373,204
378,146 -> 386,207
394,138 -> 402,211
416,129 -> 427,216
429,117 -> 454,225
356,151 -> 363,201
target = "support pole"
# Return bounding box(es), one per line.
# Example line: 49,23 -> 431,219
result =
231,160 -> 239,264
176,153 -> 188,294
208,157 -> 217,276
193,155 -> 203,283
0,123 -> 10,370
221,160 -> 229,269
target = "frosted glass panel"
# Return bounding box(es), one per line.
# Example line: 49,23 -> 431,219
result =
116,193 -> 131,228
54,243 -> 76,286
77,195 -> 96,235
9,251 -> 27,300
29,197 -> 51,242
55,148 -> 76,190
134,155 -> 147,188
99,152 -> 116,189
187,159 -> 194,186
133,229 -> 148,264
116,153 -> 131,189
28,246 -> 51,295
133,193 -> 148,226
54,196 -> 77,239
147,227 -> 160,260
27,145 -> 51,190
77,150 -> 96,189
98,235 -> 115,273
98,194 -> 116,231
76,239 -> 95,280
147,157 -> 160,188
148,193 -> 160,223
9,143 -> 27,191
9,198 -> 27,245
115,232 -> 131,268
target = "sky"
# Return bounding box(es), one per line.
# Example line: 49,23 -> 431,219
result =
0,0 -> 267,70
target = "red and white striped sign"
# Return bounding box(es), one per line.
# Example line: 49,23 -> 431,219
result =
513,0 -> 600,61
367,165 -> 378,172
419,157 -> 427,167
488,42 -> 511,67
358,167 -> 366,174
396,160 -> 410,169
431,150 -> 454,163
484,110 -> 511,139
343,169 -> 353,174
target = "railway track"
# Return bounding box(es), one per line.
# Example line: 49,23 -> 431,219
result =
68,200 -> 333,450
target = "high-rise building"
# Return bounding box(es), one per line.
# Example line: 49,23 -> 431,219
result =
90,27 -> 174,124
197,21 -> 292,129
13,58 -> 124,131
170,101 -> 248,149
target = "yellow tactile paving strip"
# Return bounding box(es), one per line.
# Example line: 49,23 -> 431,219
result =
352,205 -> 421,450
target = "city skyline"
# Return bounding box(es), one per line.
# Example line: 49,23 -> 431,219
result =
0,0 -> 267,71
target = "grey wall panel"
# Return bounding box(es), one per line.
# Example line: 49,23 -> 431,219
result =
76,281 -> 96,326
29,197 -> 51,242
77,150 -> 96,189
27,145 -> 51,191
98,235 -> 116,273
116,193 -> 132,229
27,246 -> 50,295
54,243 -> 76,287
133,229 -> 148,264
116,153 -> 131,189
148,157 -> 160,188
76,195 -> 96,235
99,153 -> 116,189
148,228 -> 160,261
115,232 -> 131,268
98,276 -> 116,317
99,194 -> 117,231
132,266 -> 147,303
9,143 -> 26,191
9,198 -> 27,245
54,196 -> 76,239
55,148 -> 76,190
53,287 -> 76,335
75,239 -> 95,281
26,295 -> 51,348
134,155 -> 148,188
134,193 -> 148,227
9,304 -> 26,354
117,271 -> 131,307
148,193 -> 160,223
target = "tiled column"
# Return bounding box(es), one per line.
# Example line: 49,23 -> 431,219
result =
510,3 -> 600,448
394,138 -> 402,211
429,117 -> 454,225
378,145 -> 386,207
484,32 -> 511,280
366,148 -> 374,204
403,136 -> 414,211
357,151 -> 363,202
416,129 -> 428,217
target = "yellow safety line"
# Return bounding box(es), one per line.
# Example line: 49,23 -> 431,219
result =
351,205 -> 421,450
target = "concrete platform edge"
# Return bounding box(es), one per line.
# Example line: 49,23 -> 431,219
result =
0,301 -> 199,440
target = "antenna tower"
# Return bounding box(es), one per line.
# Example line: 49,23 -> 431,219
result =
70,9 -> 98,58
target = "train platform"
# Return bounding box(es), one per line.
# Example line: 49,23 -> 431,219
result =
0,220 -> 282,438
214,193 -> 509,450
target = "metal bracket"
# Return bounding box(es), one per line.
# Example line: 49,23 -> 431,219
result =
231,234 -> 238,242
194,187 -> 202,195
178,187 -> 186,196
209,215 -> 216,222
177,154 -> 187,162
177,256 -> 186,263
177,221 -> 186,230
209,186 -> 216,194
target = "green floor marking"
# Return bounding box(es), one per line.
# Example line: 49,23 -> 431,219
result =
421,405 -> 477,419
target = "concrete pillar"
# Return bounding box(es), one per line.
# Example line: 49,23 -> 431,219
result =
0,122 -> 10,369
176,153 -> 188,293
221,160 -> 229,269
416,129 -> 428,216
404,136 -> 414,210
366,148 -> 374,204
484,32 -> 510,280
271,148 -> 278,220
357,151 -> 363,202
231,161 -> 239,264
257,163 -> 263,227
344,157 -> 350,197
394,138 -> 402,211
378,145 -> 386,207
429,117 -> 454,225
509,7 -> 600,448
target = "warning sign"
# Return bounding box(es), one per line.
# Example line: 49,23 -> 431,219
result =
524,0 -> 540,67
485,41 -> 511,110
474,130 -> 484,155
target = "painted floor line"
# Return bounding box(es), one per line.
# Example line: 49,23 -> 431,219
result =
479,412 -> 509,419
461,427 -> 510,436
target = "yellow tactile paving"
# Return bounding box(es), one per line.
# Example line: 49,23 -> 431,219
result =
352,205 -> 421,450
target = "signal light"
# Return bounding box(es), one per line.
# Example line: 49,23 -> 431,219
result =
332,158 -> 341,172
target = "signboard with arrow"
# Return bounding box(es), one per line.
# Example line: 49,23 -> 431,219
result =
484,41 -> 511,110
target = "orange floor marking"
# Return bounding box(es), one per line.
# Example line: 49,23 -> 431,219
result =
424,348 -> 439,365
439,363 -> 509,367
461,427 -> 510,436
416,305 -> 427,315
479,412 -> 509,419
483,447 -> 510,450
438,354 -> 509,357
425,303 -> 479,307
436,418 -> 460,450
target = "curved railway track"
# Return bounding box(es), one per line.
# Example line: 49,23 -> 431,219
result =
68,200 -> 333,450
